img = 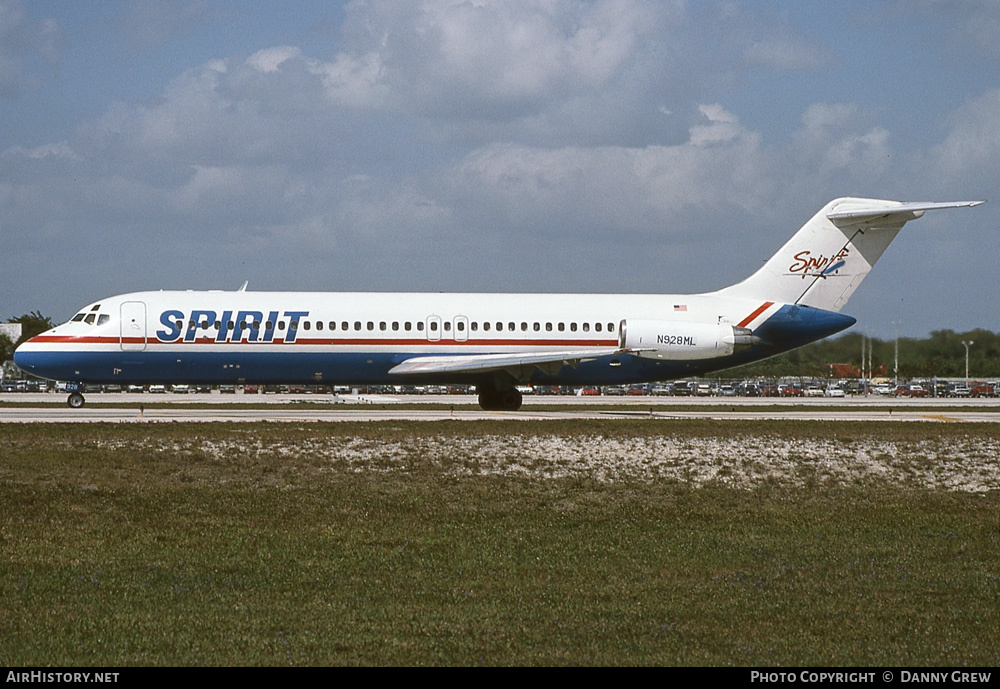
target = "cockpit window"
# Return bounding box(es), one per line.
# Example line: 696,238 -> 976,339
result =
98,314 -> 110,326
71,313 -> 86,322
84,314 -> 96,325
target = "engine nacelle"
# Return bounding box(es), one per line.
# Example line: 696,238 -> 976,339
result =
618,319 -> 759,360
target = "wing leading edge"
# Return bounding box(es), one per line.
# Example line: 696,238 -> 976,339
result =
388,348 -> 621,381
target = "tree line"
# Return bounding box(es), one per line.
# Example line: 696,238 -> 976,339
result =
0,312 -> 54,363
728,329 -> 1000,380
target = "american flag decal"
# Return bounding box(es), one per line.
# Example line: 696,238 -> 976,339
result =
673,304 -> 687,312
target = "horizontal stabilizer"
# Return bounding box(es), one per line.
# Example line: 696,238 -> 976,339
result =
827,200 -> 984,226
389,348 -> 619,379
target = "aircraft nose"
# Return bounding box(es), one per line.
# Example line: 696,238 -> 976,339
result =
12,341 -> 36,373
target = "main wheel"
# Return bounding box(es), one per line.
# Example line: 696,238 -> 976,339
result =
500,389 -> 523,411
67,392 -> 85,408
477,389 -> 523,411
478,390 -> 500,411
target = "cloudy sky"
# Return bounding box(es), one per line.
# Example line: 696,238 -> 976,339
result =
2,0 -> 998,338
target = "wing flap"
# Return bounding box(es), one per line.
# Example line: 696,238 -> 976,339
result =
388,348 -> 620,380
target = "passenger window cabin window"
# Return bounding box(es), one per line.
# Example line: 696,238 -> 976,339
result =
595,323 -> 602,332
444,322 -> 451,331
278,322 -> 286,330
379,322 -> 386,331
558,323 -> 565,331
303,321 -> 311,331
570,323 -> 577,332
533,322 -> 540,332
392,322 -> 399,331
508,322 -> 515,331
545,323 -> 552,331
608,323 -> 615,332
417,322 -> 424,331
354,322 -> 361,331
583,323 -> 590,332
367,322 -> 374,331
316,321 -> 323,331
405,322 -> 412,331
430,322 -> 438,331
458,322 -> 465,331
471,322 -> 477,331
329,321 -> 336,330
520,322 -> 527,331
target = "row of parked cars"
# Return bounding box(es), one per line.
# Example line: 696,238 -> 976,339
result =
3,379 -> 996,398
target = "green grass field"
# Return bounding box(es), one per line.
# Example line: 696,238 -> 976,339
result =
2,420 -> 998,666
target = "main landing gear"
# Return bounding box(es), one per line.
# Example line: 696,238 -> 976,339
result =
477,388 -> 523,411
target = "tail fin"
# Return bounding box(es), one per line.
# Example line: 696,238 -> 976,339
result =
715,197 -> 984,312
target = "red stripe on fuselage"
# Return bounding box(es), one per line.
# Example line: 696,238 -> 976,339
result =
737,302 -> 774,328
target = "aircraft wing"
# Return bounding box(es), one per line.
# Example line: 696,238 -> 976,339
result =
388,348 -> 621,380
827,200 -> 984,226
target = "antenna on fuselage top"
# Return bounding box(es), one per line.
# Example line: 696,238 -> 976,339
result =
237,280 -> 249,292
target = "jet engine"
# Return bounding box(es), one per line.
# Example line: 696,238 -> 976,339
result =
618,319 -> 759,360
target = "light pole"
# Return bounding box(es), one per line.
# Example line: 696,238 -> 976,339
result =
893,323 -> 899,389
962,340 -> 974,383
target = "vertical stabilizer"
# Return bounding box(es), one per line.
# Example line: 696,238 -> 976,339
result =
713,198 -> 984,312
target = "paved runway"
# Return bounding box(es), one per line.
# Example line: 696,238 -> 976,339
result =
3,391 -> 1000,422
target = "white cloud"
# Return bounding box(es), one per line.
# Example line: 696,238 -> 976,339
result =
934,88 -> 1000,180
3,141 -> 80,160
332,0 -> 674,118
246,46 -> 302,74
689,103 -> 743,147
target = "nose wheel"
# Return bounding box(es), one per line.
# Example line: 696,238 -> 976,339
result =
67,392 -> 85,408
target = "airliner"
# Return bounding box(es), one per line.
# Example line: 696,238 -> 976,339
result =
14,197 -> 984,410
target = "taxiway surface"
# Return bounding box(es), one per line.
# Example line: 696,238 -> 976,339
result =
3,392 -> 1000,423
